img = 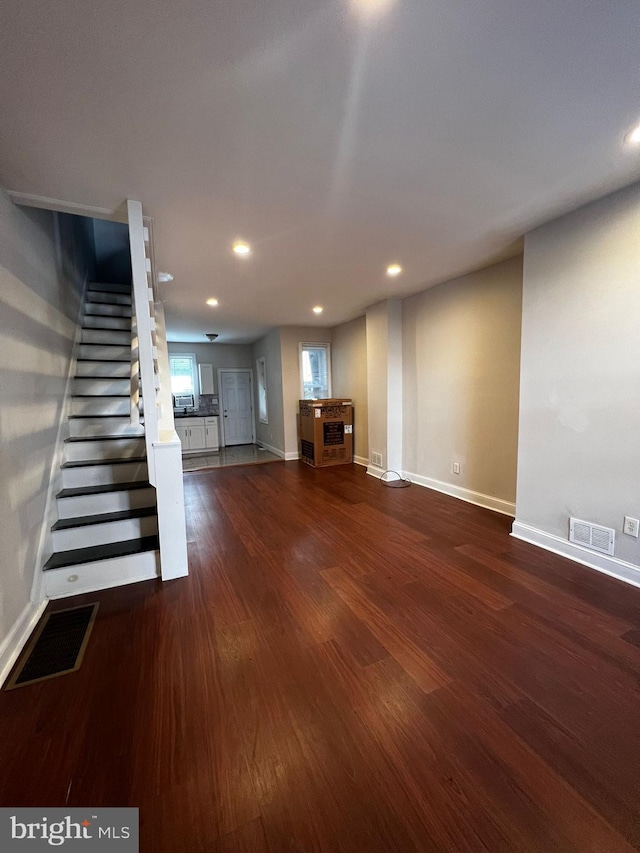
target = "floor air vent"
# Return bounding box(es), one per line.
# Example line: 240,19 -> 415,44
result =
4,603 -> 99,690
569,518 -> 615,556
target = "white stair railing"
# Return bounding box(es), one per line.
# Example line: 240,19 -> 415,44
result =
128,199 -> 188,581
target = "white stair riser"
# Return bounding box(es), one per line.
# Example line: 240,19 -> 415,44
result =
57,488 -> 156,519
69,417 -> 144,438
52,515 -> 158,551
84,303 -> 132,318
44,549 -> 160,599
71,397 -> 129,416
65,438 -> 145,462
86,293 -> 132,307
81,329 -> 130,346
78,344 -> 130,360
62,460 -> 148,489
73,377 -> 130,396
83,314 -> 131,331
76,361 -> 129,378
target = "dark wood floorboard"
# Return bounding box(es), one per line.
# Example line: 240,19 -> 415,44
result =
1,462 -> 640,851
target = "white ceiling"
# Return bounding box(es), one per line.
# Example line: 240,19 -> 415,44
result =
1,0 -> 639,343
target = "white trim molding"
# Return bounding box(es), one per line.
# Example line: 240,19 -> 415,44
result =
366,464 -> 386,479
6,190 -> 128,222
257,441 -> 285,459
401,470 -> 516,517
0,599 -> 49,688
285,450 -> 300,461
511,521 -> 640,589
354,455 -> 369,467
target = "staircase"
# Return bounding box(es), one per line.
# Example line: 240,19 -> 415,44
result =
43,281 -> 160,597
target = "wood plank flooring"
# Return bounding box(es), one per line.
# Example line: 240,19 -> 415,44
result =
2,462 -> 640,851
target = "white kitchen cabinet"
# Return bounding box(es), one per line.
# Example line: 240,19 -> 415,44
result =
176,416 -> 219,454
205,417 -> 219,450
175,424 -> 190,448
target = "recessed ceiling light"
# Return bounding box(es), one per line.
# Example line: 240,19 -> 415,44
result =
233,240 -> 251,256
625,123 -> 640,145
312,306 -> 324,314
351,0 -> 396,20
158,271 -> 174,283
386,263 -> 402,277
206,298 -> 219,306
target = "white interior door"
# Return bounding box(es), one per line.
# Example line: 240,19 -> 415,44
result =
220,370 -> 254,445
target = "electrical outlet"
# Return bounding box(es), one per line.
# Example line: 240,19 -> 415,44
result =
623,516 -> 639,538
452,461 -> 460,475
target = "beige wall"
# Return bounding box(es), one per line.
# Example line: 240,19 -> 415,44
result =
365,303 -> 390,469
252,328 -> 284,453
516,182 -> 640,568
403,256 -> 523,503
280,326 -> 332,457
0,193 -> 90,659
331,316 -> 368,461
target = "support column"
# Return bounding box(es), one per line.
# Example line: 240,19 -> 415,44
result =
366,299 -> 403,476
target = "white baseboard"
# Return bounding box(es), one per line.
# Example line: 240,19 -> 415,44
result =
366,464 -> 386,479
511,521 -> 640,589
45,551 -> 160,599
0,598 -> 49,688
354,455 -> 369,467
257,441 -> 285,459
401,470 -> 516,517
285,450 -> 300,461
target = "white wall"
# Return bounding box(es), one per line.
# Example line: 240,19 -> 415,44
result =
516,182 -> 640,571
331,316 -> 368,462
0,193 -> 91,675
252,328 -> 284,454
279,326 -> 332,458
403,257 -> 522,506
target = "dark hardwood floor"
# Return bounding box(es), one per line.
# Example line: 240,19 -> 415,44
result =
2,462 -> 640,851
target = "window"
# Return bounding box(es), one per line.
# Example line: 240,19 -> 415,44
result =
300,343 -> 331,399
170,353 -> 197,398
256,357 -> 268,423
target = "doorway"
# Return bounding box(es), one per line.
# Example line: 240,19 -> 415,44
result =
219,369 -> 255,446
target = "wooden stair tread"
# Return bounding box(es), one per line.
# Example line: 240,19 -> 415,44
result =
52,506 -> 157,531
61,456 -> 147,469
65,435 -> 144,443
43,535 -> 159,571
56,481 -> 152,498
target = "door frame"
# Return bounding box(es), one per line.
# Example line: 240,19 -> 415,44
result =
217,368 -> 256,448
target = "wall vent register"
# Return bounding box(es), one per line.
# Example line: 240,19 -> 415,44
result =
569,517 -> 615,555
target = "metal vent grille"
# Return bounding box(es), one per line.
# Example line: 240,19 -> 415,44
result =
569,518 -> 615,556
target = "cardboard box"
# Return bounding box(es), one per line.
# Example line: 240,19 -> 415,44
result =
298,399 -> 353,468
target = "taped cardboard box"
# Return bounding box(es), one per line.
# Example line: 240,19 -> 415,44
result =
298,399 -> 353,468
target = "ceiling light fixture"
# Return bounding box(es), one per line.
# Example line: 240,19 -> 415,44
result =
158,272 -> 174,283
206,298 -> 219,306
625,123 -> 640,145
351,0 -> 396,20
232,240 -> 251,256
386,263 -> 402,277
312,306 -> 324,314
205,333 -> 219,342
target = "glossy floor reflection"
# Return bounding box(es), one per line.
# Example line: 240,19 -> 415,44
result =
182,443 -> 282,471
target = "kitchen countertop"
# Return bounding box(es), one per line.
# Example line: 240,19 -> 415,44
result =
174,412 -> 219,419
